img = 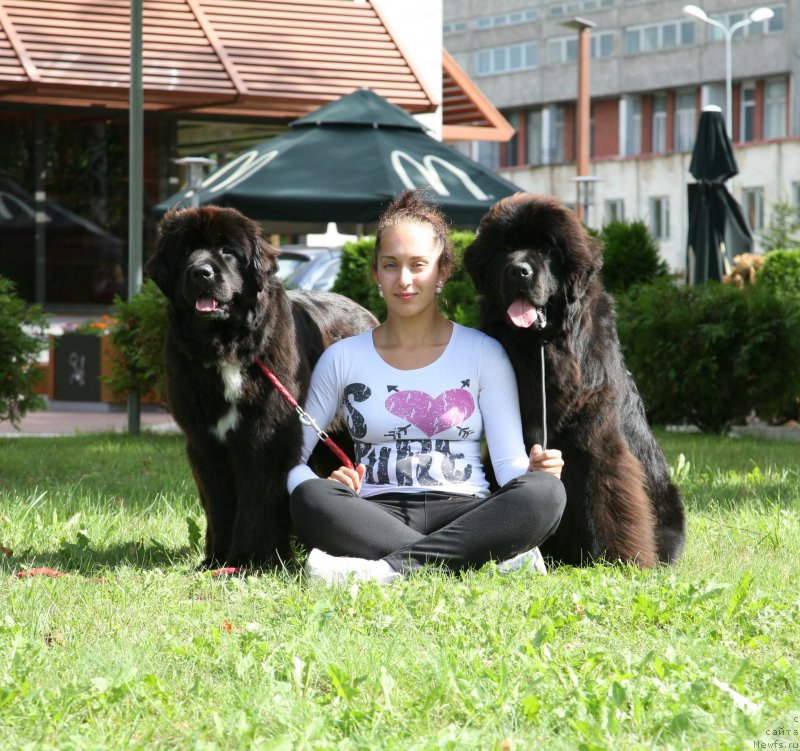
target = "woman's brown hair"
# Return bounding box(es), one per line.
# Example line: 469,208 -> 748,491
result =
374,190 -> 455,281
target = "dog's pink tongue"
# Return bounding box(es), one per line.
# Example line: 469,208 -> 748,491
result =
195,298 -> 218,313
507,299 -> 538,328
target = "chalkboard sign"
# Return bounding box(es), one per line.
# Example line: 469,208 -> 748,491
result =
53,333 -> 102,401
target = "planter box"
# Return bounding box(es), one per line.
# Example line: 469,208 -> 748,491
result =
48,334 -> 160,404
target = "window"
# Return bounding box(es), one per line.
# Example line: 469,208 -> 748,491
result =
741,85 -> 756,142
649,197 -> 670,240
527,108 -> 544,166
764,79 -> 787,139
707,5 -> 784,39
625,19 -> 696,54
504,112 -> 521,167
605,199 -> 625,223
474,43 -> 539,76
624,96 -> 642,156
643,26 -> 658,51
768,6 -> 784,32
674,91 -> 696,152
591,32 -> 615,58
703,83 -> 725,111
662,22 -> 677,49
545,106 -> 565,164
443,21 -> 467,35
475,50 -> 491,76
548,36 -> 578,64
475,8 -> 539,29
476,141 -> 500,170
742,188 -> 765,231
652,94 -> 667,152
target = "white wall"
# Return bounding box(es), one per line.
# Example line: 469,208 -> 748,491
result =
372,0 -> 443,139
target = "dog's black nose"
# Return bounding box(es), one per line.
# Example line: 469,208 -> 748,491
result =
507,262 -> 533,279
190,263 -> 215,281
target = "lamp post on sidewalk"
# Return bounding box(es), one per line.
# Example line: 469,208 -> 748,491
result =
682,4 -> 775,137
561,17 -> 596,224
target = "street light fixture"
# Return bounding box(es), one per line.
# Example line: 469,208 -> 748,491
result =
682,4 -> 775,137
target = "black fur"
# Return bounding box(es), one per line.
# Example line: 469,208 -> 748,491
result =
465,193 -> 685,568
147,206 -> 377,568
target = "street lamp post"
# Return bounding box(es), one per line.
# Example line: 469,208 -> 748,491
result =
561,17 -> 596,223
682,4 -> 775,137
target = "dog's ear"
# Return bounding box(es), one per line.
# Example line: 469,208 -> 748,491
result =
564,233 -> 602,305
146,209 -> 184,296
249,232 -> 279,290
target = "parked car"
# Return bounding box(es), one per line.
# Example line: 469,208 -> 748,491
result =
275,246 -> 325,283
278,245 -> 342,291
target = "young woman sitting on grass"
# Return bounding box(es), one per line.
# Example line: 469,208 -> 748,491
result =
287,190 -> 566,584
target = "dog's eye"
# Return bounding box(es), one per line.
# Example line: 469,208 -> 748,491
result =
220,248 -> 236,259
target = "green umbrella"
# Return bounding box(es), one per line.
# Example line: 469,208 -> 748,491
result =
686,106 -> 752,284
154,89 -> 519,229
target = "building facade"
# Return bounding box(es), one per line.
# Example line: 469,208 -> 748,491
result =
444,0 -> 797,273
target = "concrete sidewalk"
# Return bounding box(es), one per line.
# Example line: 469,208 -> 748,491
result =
0,401 -> 179,437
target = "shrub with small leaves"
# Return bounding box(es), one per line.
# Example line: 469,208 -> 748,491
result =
597,220 -> 670,295
0,276 -> 49,425
616,280 -> 800,432
758,248 -> 800,297
106,280 -> 168,402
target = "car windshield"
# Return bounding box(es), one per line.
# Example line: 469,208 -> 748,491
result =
275,254 -> 309,281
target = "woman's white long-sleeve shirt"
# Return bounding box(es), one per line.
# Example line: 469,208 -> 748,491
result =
287,323 -> 531,497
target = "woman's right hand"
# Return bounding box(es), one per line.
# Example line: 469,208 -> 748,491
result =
528,444 -> 564,480
328,463 -> 366,493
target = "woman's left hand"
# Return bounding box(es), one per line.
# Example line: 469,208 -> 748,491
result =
528,444 -> 564,479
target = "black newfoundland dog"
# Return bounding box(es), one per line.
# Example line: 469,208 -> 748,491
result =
465,193 -> 685,568
147,206 -> 376,568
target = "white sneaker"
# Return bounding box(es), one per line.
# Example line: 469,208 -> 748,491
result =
497,547 -> 547,575
304,548 -> 402,585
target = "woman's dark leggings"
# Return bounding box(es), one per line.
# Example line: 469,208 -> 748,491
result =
290,472 -> 566,574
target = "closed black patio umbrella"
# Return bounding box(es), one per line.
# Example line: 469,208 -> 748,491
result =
686,106 -> 752,284
154,89 -> 520,230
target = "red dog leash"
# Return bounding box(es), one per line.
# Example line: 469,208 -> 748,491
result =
254,358 -> 355,470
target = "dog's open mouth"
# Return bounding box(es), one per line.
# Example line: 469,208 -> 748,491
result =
507,299 -> 539,328
195,297 -> 227,314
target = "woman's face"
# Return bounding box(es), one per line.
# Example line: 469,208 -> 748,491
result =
372,221 -> 447,318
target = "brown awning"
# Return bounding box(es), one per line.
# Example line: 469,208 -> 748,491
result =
442,49 -> 514,143
0,0 -> 512,141
0,0 -> 436,117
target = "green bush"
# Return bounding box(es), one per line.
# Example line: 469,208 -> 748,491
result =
106,280 -> 168,402
597,220 -> 670,295
0,276 -> 49,425
616,280 -> 800,433
332,231 -> 480,327
758,248 -> 800,296
759,201 -> 800,252
332,237 -> 386,320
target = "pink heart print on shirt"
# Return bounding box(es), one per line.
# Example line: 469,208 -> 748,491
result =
385,389 -> 475,437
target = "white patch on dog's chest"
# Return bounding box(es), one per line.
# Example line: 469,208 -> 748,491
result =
211,361 -> 244,441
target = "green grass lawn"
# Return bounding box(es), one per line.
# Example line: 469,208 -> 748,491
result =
0,431 -> 798,750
